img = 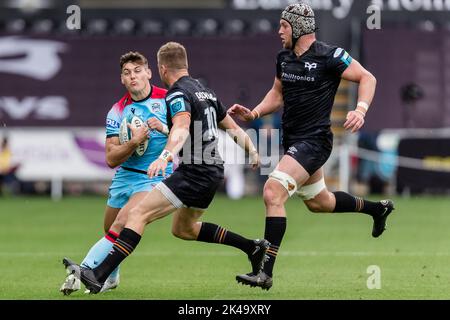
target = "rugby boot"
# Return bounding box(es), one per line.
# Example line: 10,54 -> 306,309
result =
372,200 -> 395,238
236,270 -> 273,291
248,239 -> 270,275
63,257 -> 103,294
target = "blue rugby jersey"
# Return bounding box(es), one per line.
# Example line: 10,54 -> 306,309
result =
105,85 -> 173,174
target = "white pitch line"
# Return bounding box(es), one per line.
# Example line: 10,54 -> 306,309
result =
0,251 -> 449,257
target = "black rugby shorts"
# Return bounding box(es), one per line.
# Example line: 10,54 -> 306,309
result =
157,164 -> 224,210
283,139 -> 332,176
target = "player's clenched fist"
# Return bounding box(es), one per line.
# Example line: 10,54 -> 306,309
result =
147,117 -> 170,136
128,123 -> 149,144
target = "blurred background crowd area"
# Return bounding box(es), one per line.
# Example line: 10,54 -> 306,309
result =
1,0 -> 450,200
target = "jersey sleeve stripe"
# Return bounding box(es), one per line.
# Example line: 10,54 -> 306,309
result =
167,91 -> 184,101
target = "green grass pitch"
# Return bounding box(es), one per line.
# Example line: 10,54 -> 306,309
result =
1,194 -> 449,299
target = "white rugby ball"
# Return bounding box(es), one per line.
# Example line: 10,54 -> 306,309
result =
119,118 -> 130,145
118,116 -> 149,157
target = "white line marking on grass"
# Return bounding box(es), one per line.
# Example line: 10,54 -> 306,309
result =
1,251 -> 450,257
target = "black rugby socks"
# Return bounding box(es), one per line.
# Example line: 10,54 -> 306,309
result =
197,222 -> 254,254
93,228 -> 141,283
333,191 -> 384,217
262,217 -> 286,277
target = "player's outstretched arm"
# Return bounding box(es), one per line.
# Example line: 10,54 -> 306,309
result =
147,113 -> 190,178
228,77 -> 283,122
219,114 -> 260,169
341,59 -> 377,133
105,125 -> 149,168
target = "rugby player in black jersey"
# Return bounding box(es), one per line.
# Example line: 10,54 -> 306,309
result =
229,2 -> 394,290
63,42 -> 269,294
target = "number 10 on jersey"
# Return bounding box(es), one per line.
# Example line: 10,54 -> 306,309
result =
204,107 -> 218,140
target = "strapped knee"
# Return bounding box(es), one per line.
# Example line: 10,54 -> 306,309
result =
297,178 -> 326,200
268,170 -> 297,197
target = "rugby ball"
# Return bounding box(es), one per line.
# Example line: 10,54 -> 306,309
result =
119,118 -> 130,144
118,116 -> 149,157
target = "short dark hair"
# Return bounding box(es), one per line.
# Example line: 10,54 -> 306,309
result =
119,51 -> 148,71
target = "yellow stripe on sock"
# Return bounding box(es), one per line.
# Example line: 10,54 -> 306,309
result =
219,229 -> 226,243
115,243 -> 130,256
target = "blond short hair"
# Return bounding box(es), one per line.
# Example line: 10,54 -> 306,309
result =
157,42 -> 188,70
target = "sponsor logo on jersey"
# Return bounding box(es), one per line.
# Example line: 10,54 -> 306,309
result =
281,72 -> 315,83
151,102 -> 161,113
305,62 -> 317,71
170,97 -> 185,114
106,118 -> 120,128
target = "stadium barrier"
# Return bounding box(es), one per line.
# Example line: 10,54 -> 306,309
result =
338,129 -> 450,194
2,127 -> 450,200
1,128 -> 113,200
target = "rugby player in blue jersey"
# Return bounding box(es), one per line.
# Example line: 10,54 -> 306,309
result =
60,51 -> 172,294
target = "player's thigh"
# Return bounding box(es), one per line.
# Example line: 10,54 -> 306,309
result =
171,207 -> 204,239
128,187 -> 177,225
109,192 -> 149,231
118,192 -> 149,221
275,155 -> 311,185
282,138 -> 332,187
303,167 -> 324,185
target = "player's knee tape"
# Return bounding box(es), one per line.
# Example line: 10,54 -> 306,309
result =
297,178 -> 326,200
268,170 -> 297,197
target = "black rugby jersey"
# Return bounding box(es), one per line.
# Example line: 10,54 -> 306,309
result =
165,76 -> 227,166
276,41 -> 352,144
